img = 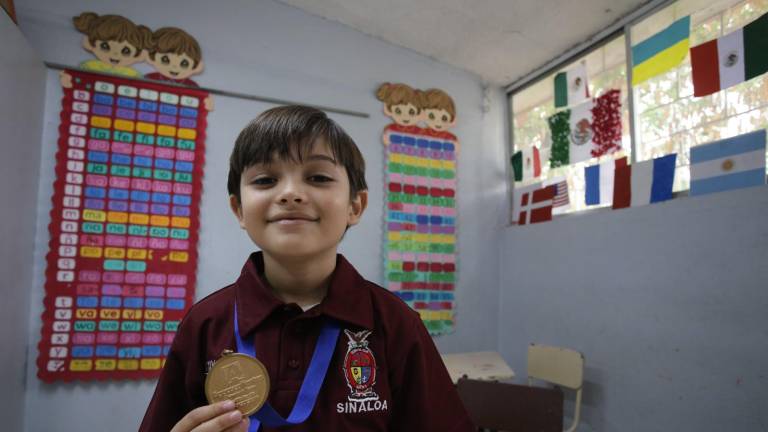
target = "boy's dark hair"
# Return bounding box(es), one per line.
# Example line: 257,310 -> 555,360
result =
228,105 -> 368,203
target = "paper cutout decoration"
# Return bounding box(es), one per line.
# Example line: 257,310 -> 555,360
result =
37,69 -> 208,381
632,16 -> 690,85
690,130 -> 766,196
691,12 -> 768,97
549,89 -> 622,168
554,63 -> 589,108
544,176 -> 571,214
584,157 -> 627,206
517,185 -> 555,225
72,12 -> 152,78
377,83 -> 457,336
145,27 -> 205,87
612,154 -> 676,209
511,146 -> 541,182
512,182 -> 540,223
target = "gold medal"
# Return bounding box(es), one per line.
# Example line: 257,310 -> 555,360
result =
205,350 -> 270,416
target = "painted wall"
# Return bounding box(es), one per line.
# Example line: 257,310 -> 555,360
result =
0,11 -> 46,432
499,186 -> 768,431
16,0 -> 505,430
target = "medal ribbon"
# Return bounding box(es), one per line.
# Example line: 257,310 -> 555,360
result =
234,303 -> 340,431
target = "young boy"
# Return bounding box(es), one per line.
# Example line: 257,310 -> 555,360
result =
139,106 -> 473,431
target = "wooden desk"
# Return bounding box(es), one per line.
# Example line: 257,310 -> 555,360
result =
440,351 -> 515,384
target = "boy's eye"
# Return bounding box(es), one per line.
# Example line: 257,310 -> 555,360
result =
442,115 -> 449,122
250,177 -> 276,186
180,59 -> 190,68
308,175 -> 333,183
409,109 -> 416,115
394,108 -> 402,114
161,55 -> 170,64
121,46 -> 132,56
429,113 -> 435,120
99,42 -> 110,51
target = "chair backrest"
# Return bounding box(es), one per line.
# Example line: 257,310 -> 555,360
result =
527,344 -> 583,390
457,378 -> 563,432
527,344 -> 584,432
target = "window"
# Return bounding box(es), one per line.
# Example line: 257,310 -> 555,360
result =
510,0 -> 768,217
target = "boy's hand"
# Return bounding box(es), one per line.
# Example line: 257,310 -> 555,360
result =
170,401 -> 250,432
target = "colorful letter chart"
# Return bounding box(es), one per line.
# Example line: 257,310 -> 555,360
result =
382,124 -> 457,335
37,70 -> 208,381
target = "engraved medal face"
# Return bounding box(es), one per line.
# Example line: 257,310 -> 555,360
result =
205,352 -> 270,416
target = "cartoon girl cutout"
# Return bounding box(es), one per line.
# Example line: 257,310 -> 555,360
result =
376,83 -> 425,140
145,27 -> 213,110
60,12 -> 151,87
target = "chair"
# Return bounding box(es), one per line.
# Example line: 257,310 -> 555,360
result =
457,378 -> 563,432
527,344 -> 584,432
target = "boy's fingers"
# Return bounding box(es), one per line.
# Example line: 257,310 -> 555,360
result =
193,410 -> 244,432
170,401 -> 236,432
222,417 -> 250,432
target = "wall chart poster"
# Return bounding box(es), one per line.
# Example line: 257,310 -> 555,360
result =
376,83 -> 458,335
37,69 -> 208,381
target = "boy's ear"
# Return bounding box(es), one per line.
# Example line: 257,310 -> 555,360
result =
81,36 -> 95,53
138,50 -> 149,62
347,190 -> 368,227
383,105 -> 392,117
229,194 -> 246,229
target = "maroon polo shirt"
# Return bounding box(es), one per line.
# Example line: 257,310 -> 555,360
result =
140,252 -> 474,431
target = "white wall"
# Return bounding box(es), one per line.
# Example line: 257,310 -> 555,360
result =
17,0 -> 506,430
498,186 -> 768,431
0,11 -> 46,432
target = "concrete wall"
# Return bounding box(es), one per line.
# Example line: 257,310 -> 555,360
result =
0,11 -> 47,432
499,186 -> 768,431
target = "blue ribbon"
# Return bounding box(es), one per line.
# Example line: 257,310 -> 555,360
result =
233,304 -> 340,431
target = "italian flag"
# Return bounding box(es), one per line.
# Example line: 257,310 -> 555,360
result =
691,12 -> 768,97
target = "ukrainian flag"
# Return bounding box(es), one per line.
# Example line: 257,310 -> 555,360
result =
632,16 -> 690,85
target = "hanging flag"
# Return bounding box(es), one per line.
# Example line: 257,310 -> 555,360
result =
613,154 -> 677,209
517,185 -> 556,225
554,63 -> 589,108
549,90 -> 623,168
632,16 -> 690,85
690,130 -> 766,196
511,146 -> 541,182
691,12 -> 768,97
584,157 -> 628,205
544,176 -> 570,214
512,182 -> 541,223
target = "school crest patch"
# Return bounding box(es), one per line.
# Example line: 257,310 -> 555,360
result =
343,329 -> 378,401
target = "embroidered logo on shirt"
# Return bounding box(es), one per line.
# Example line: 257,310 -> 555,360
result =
337,329 -> 388,414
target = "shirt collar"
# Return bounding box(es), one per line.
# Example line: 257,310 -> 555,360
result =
235,251 -> 374,337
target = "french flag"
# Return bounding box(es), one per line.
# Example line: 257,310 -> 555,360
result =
612,154 -> 677,209
584,157 -> 627,206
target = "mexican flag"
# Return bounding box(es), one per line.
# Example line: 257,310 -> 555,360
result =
511,146 -> 541,182
549,90 -> 622,168
554,63 -> 589,108
691,12 -> 768,97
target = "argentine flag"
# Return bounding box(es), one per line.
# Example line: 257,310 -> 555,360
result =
690,130 -> 766,196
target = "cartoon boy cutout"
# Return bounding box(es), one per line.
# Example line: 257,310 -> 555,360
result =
144,27 -> 213,110
375,83 -> 424,137
420,88 -> 457,135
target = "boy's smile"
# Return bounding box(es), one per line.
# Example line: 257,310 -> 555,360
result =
230,141 -> 366,261
83,38 -> 144,68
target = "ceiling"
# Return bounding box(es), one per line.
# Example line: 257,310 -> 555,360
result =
279,0 -> 649,85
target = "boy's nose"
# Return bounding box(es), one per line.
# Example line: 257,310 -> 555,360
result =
276,180 -> 306,203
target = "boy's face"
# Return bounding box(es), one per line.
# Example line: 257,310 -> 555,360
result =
384,103 -> 420,126
82,37 -> 144,67
424,108 -> 455,131
148,52 -> 203,80
230,141 -> 367,260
